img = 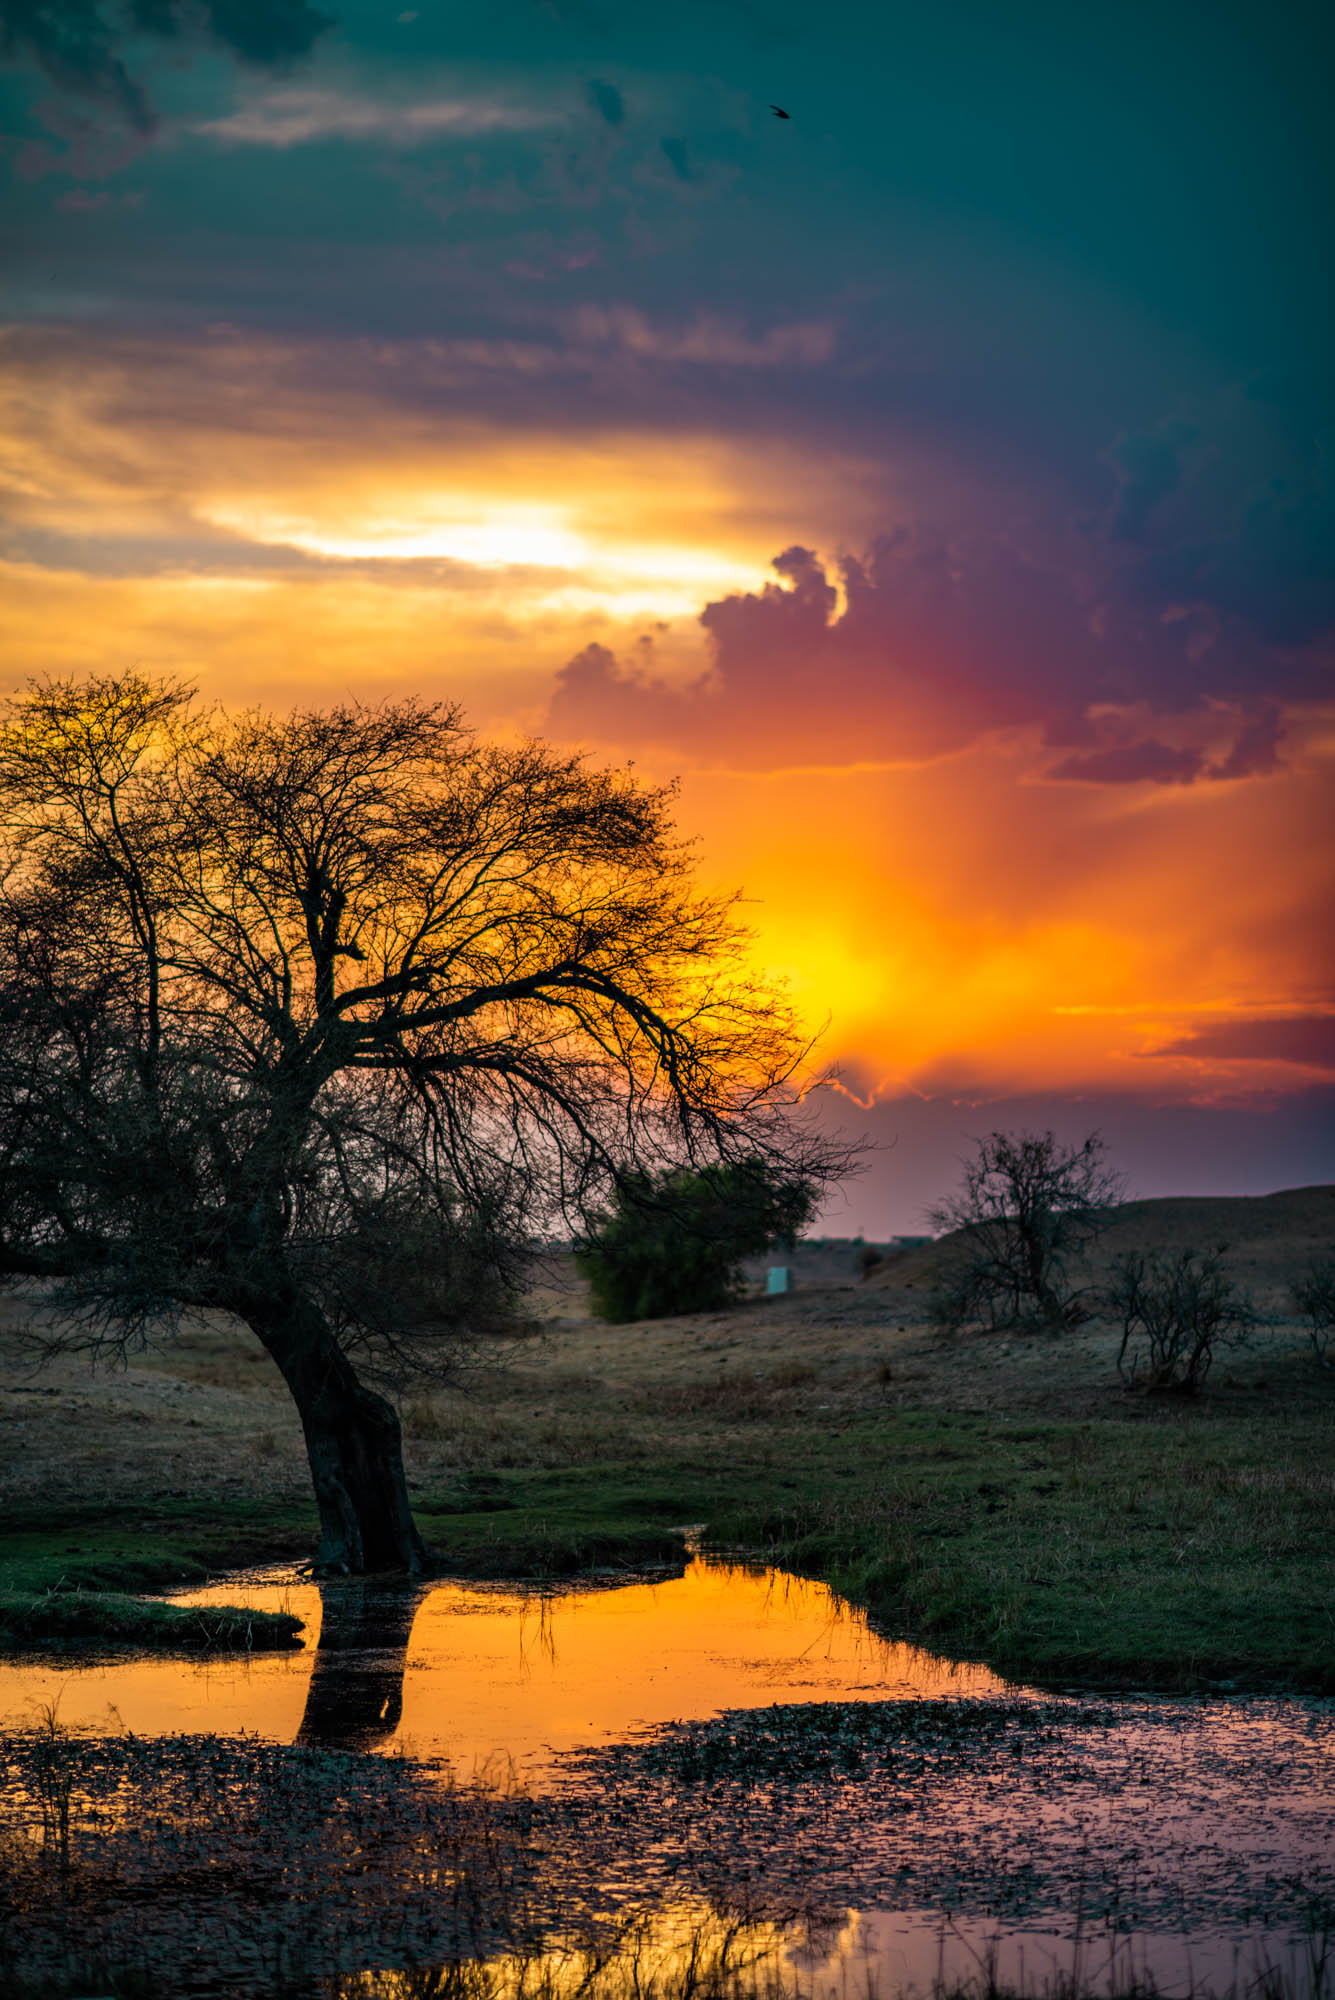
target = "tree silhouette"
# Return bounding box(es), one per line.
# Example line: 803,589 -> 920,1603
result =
0,674 -> 844,1572
928,1129 -> 1124,1332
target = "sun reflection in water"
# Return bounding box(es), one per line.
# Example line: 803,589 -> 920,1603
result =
0,1555 -> 1008,1779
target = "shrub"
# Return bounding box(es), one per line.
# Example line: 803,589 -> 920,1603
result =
1292,1255 -> 1335,1366
1110,1247 -> 1254,1392
928,1129 -> 1123,1333
929,1257 -> 1036,1338
575,1162 -> 815,1322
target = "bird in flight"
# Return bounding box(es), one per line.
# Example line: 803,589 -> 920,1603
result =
770,104 -> 790,119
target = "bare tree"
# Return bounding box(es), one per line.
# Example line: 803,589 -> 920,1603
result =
1291,1256 -> 1335,1368
0,674 -> 846,1574
928,1129 -> 1124,1332
1110,1248 -> 1254,1392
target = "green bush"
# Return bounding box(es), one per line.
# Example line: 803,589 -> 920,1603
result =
575,1163 -> 814,1322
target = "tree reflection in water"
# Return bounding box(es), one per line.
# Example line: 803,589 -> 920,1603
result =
328,1903 -> 810,2000
297,1577 -> 429,1751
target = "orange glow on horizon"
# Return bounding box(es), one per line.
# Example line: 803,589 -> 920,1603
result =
677,736 -> 1335,1102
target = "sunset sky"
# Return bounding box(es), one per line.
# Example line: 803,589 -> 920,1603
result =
1,0 -> 1331,1230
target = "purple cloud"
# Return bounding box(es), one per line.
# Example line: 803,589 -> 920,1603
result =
1208,700 -> 1286,780
549,536 -> 1110,765
548,533 -> 1312,773
1047,741 -> 1205,785
1147,1018 -> 1335,1070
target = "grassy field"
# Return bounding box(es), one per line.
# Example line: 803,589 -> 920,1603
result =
1,1189 -> 1332,1687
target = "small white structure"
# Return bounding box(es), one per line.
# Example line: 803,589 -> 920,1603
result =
766,1266 -> 792,1295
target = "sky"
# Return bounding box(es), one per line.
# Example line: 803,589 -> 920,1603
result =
1,0 -> 1332,1231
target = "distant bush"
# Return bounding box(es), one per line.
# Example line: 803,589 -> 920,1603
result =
928,1129 -> 1123,1334
1291,1256 -> 1335,1367
929,1258 -> 1035,1338
1110,1248 -> 1254,1393
575,1162 -> 815,1323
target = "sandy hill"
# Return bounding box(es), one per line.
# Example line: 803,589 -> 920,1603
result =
863,1185 -> 1334,1309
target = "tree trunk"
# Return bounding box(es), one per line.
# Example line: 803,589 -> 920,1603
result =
247,1293 -> 429,1577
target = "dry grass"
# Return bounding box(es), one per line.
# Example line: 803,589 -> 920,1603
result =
2,1227 -> 1329,1514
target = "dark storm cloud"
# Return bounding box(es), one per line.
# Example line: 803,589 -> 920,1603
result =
548,520 -> 1322,775
1200,481 -> 1335,647
1111,380 -> 1335,656
586,76 -> 622,125
0,0 -> 150,125
0,0 -> 332,128
1131,474 -> 1335,651
135,0 -> 331,65
1146,1019 -> 1335,1071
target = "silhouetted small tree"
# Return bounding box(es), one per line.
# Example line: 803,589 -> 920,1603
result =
928,1129 -> 1123,1333
1292,1256 -> 1335,1367
575,1162 -> 815,1322
0,674 -> 848,1573
1110,1247 -> 1253,1392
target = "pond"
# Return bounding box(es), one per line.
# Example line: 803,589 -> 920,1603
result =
2,1554 -> 1332,1998
0,1553 -> 1009,1772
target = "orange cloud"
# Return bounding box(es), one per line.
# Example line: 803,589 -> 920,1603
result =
0,325 -> 876,628
1,326 -> 1330,1117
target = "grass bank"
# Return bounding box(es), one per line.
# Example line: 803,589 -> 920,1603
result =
0,1589 -> 302,1653
4,1393 -> 1333,1682
2,1249 -> 1333,1681
0,1486 -> 682,1653
0,1498 -> 313,1655
704,1407 -> 1335,1691
407,1401 -> 1335,1691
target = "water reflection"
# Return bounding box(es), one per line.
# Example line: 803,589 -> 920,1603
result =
298,1578 -> 428,1751
329,1905 -> 1335,2000
2,1616 -> 1331,2000
0,1721 -> 544,1988
331,1904 -> 819,2000
0,1556 -> 1010,1776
